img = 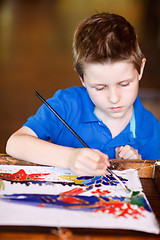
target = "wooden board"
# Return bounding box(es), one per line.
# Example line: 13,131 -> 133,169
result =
0,154 -> 157,178
110,159 -> 156,178
154,165 -> 160,193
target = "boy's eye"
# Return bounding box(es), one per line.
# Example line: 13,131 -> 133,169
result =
119,81 -> 130,87
95,86 -> 106,91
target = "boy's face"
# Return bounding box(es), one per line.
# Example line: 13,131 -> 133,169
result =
81,60 -> 145,121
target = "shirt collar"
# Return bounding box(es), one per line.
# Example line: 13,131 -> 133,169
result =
80,88 -> 99,123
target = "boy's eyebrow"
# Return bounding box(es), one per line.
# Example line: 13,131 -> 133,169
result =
90,78 -> 134,86
89,83 -> 107,88
90,83 -> 107,86
118,78 -> 134,83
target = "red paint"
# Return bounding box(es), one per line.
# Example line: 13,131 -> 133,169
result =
117,203 -> 145,219
0,169 -> 50,181
91,189 -> 111,196
61,188 -> 85,195
59,196 -> 86,204
95,200 -> 145,218
59,188 -> 86,204
38,204 -> 46,207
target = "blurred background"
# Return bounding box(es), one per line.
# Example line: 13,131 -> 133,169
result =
0,0 -> 160,153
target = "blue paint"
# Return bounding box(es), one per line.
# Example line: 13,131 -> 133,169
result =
0,193 -> 151,213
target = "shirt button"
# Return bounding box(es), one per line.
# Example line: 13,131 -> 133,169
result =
98,122 -> 101,125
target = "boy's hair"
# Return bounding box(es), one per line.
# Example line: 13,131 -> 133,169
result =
73,12 -> 144,79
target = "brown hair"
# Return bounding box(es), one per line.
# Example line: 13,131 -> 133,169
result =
73,12 -> 144,79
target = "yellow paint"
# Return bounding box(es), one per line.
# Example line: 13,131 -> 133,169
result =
59,175 -> 83,185
0,180 -> 5,191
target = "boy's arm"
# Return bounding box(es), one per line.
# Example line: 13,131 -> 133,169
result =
6,126 -> 110,176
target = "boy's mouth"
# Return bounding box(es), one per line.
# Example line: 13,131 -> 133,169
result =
110,106 -> 123,112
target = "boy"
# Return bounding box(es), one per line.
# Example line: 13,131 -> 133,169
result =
6,13 -> 160,176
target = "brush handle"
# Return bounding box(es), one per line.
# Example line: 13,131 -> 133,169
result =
107,168 -> 129,191
35,91 -> 89,148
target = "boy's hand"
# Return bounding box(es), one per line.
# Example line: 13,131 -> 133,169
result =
68,148 -> 110,176
115,145 -> 142,160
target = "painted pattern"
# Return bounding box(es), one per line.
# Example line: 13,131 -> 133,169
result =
0,169 -> 128,190
0,169 -> 50,181
59,174 -> 128,190
1,187 -> 151,219
0,166 -> 159,234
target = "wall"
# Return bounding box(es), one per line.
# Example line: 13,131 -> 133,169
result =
0,0 -> 160,152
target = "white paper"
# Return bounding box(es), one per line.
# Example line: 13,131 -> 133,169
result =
0,165 -> 159,234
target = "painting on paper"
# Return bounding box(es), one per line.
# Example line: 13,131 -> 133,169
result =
0,165 -> 159,234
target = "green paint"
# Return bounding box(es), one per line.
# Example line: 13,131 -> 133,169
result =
129,194 -> 151,212
126,188 -> 131,193
131,191 -> 140,197
130,194 -> 144,208
126,188 -> 140,197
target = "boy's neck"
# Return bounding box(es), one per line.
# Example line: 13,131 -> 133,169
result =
94,105 -> 134,138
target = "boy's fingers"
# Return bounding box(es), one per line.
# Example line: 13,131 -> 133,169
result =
71,148 -> 110,176
81,155 -> 107,171
115,146 -> 124,158
118,145 -> 130,158
117,145 -> 142,160
93,149 -> 110,167
75,149 -> 109,174
75,163 -> 108,176
123,150 -> 142,160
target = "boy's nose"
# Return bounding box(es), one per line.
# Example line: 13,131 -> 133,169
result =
108,88 -> 120,104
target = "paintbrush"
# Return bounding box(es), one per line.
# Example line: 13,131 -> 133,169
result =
35,91 -> 131,192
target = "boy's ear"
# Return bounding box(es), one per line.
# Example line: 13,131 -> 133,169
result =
79,76 -> 86,87
139,58 -> 146,81
74,67 -> 86,87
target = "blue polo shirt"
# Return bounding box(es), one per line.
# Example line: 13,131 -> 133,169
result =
24,87 -> 160,160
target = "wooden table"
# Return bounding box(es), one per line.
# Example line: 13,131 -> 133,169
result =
0,154 -> 160,240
